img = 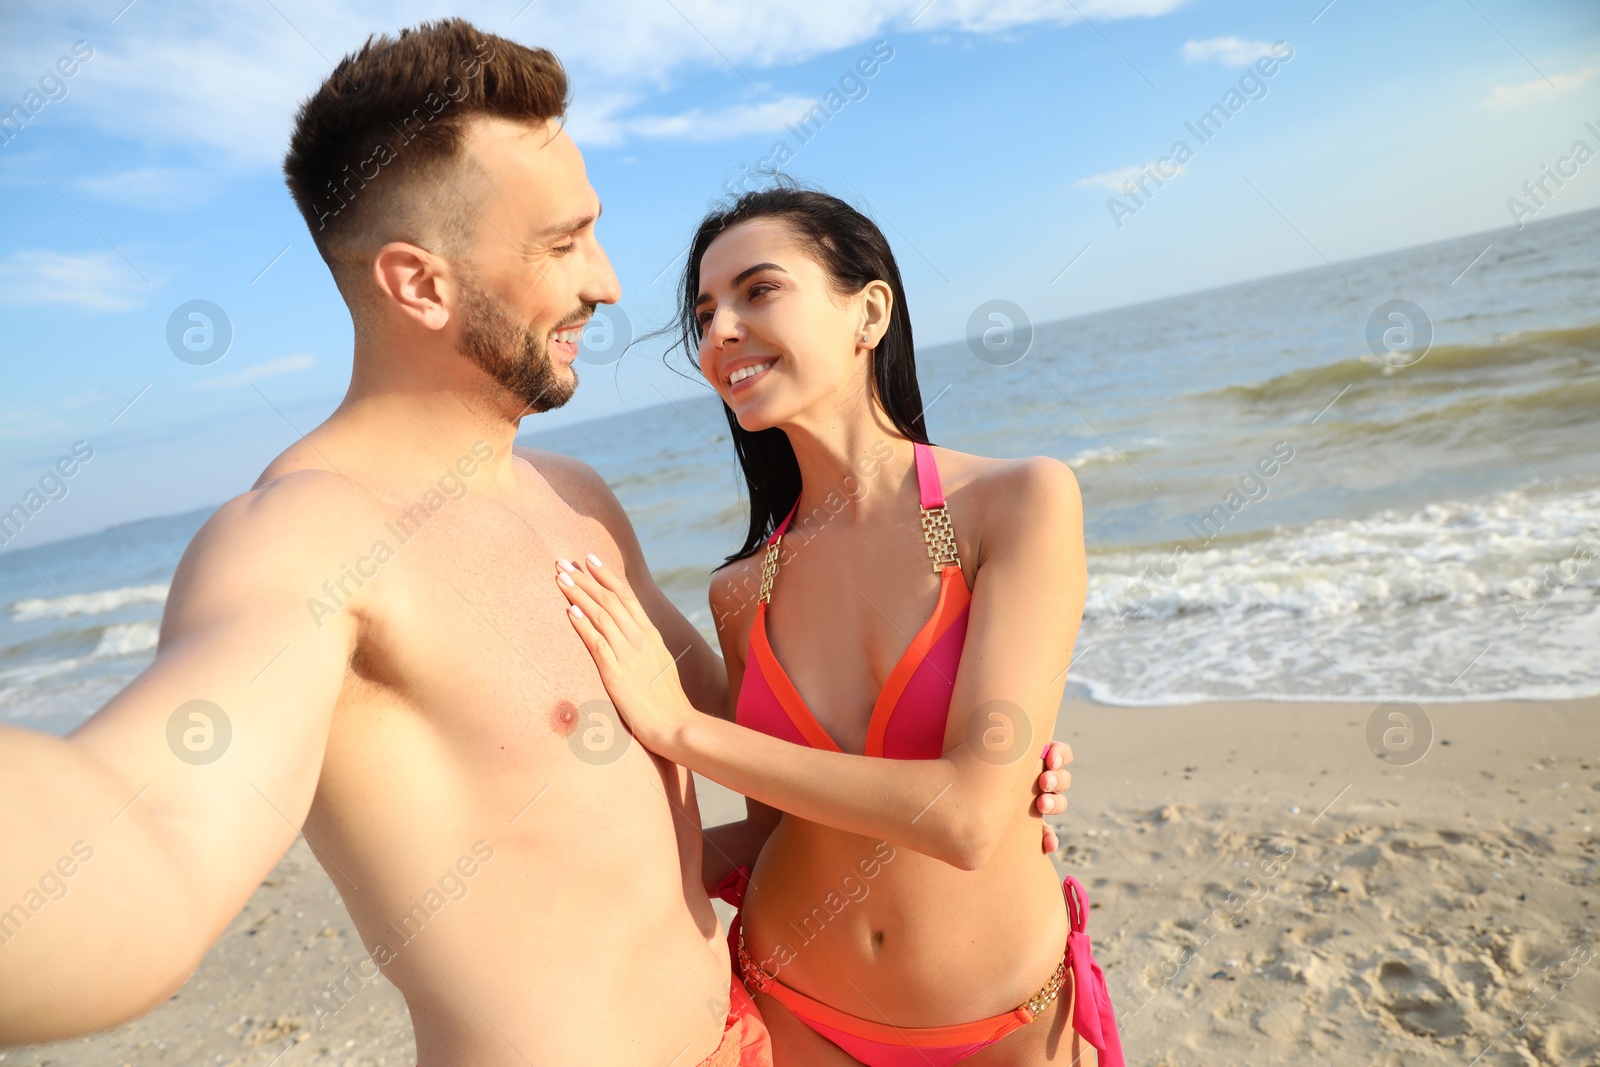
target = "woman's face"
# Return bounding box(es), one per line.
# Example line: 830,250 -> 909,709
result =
694,218 -> 883,431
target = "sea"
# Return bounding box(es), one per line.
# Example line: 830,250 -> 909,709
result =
3,207 -> 1597,732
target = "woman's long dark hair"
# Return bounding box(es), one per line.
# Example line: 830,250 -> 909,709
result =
666,183 -> 930,565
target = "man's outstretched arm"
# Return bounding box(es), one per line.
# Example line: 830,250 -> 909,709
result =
0,472 -> 363,1046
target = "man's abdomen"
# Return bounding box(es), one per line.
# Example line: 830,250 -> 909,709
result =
305,687 -> 730,1066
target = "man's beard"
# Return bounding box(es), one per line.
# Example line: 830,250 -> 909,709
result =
457,278 -> 585,415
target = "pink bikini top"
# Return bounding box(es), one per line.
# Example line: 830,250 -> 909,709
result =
735,442 -> 971,759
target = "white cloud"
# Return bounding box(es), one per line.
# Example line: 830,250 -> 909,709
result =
1485,62 -> 1600,111
0,409 -> 69,439
0,249 -> 149,311
4,0 -> 1192,164
61,388 -> 114,410
195,354 -> 317,389
1076,161 -> 1184,192
1180,36 -> 1276,68
606,95 -> 823,145
75,166 -> 222,208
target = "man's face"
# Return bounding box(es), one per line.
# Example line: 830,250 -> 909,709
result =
451,117 -> 619,414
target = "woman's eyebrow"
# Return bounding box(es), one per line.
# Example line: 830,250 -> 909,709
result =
695,262 -> 788,306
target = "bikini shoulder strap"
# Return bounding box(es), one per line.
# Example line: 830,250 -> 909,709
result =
758,501 -> 798,605
914,442 -> 961,573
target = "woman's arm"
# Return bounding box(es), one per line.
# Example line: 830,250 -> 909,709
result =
559,458 -> 1085,870
698,563 -> 784,893
701,801 -> 783,894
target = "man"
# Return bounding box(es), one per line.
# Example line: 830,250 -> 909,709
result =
0,19 -> 1071,1065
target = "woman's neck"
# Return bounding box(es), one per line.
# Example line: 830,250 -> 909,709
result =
782,404 -> 918,527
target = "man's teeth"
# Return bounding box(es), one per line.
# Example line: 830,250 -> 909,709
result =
729,360 -> 774,384
551,326 -> 584,345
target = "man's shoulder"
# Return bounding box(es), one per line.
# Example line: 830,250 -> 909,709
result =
511,446 -> 636,541
513,445 -> 609,503
191,469 -> 385,582
240,465 -> 380,522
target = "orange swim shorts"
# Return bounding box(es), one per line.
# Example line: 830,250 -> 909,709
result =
696,975 -> 773,1067
413,977 -> 770,1067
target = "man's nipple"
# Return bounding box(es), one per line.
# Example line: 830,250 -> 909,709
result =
550,699 -> 579,737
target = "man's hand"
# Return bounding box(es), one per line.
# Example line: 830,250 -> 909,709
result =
1034,740 -> 1073,854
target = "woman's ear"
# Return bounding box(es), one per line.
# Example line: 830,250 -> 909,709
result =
858,279 -> 893,349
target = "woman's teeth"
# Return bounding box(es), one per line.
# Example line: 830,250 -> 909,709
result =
730,360 -> 774,384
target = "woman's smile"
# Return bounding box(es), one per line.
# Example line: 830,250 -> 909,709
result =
727,357 -> 777,394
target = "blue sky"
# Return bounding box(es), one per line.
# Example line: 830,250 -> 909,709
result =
1,0 -> 1597,550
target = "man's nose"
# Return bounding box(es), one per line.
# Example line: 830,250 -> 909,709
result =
584,240 -> 622,306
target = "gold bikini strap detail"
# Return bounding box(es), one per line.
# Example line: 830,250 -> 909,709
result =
921,504 -> 961,573
758,535 -> 783,605
762,449 -> 961,600
1023,953 -> 1069,1017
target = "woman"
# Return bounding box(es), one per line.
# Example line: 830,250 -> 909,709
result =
554,187 -> 1121,1066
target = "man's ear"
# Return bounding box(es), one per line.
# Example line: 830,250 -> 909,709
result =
372,241 -> 455,332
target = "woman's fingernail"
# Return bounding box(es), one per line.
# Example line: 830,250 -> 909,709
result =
586,553 -> 603,568
559,572 -> 575,587
558,559 -> 577,572
568,604 -> 584,619
1046,773 -> 1056,790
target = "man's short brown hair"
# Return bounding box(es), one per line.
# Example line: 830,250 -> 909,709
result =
283,18 -> 568,303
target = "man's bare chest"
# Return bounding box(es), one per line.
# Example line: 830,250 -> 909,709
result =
332,488 -> 625,746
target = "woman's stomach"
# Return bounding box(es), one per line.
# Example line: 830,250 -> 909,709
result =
740,812 -> 1071,1026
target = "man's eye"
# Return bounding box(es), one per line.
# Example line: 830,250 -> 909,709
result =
551,241 -> 578,256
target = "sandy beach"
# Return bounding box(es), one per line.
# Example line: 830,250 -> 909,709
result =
1055,697 -> 1599,1067
8,696 -> 1597,1067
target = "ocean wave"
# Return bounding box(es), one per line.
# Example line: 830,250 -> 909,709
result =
0,655 -> 87,688
1070,482 -> 1600,705
1086,484 -> 1600,621
1070,589 -> 1600,706
92,621 -> 160,658
10,583 -> 169,622
1205,321 -> 1600,413
1066,440 -> 1161,469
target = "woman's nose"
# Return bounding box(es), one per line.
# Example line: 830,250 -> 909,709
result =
706,307 -> 739,346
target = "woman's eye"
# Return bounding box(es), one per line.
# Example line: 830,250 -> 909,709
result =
748,283 -> 775,299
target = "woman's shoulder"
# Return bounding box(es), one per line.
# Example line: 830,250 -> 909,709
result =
932,447 -> 1082,573
933,447 -> 1081,520
708,550 -> 766,647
